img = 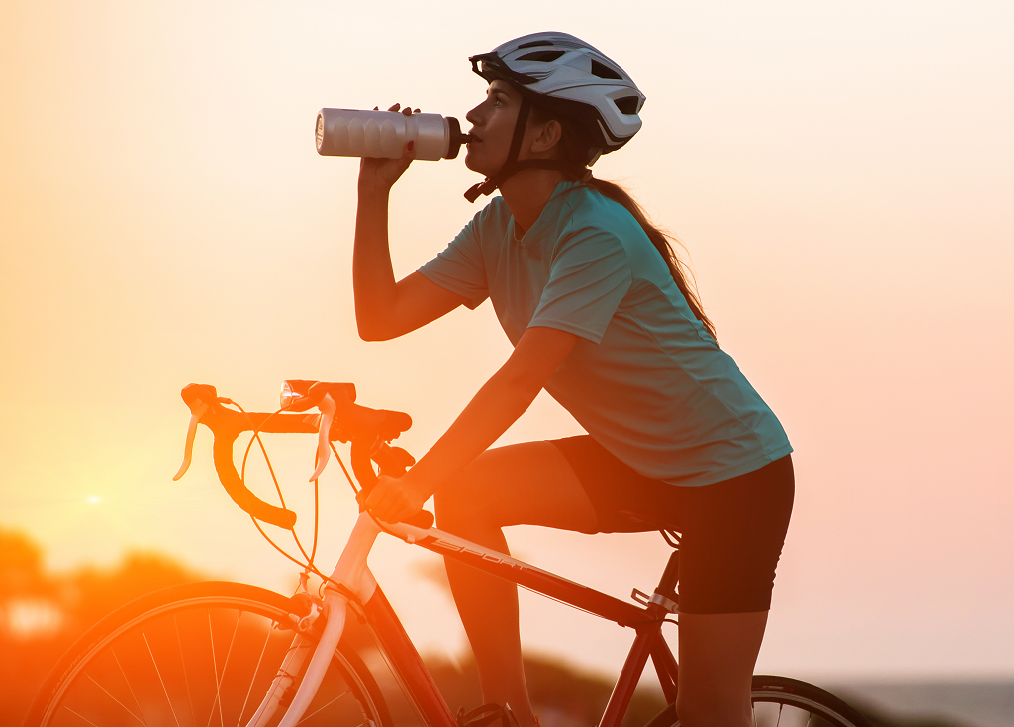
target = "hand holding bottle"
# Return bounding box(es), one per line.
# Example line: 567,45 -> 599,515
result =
355,104 -> 419,195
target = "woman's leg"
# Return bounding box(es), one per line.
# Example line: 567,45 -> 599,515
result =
675,611 -> 768,727
672,457 -> 793,727
433,441 -> 598,727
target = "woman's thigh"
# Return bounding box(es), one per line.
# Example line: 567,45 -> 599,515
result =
434,441 -> 599,534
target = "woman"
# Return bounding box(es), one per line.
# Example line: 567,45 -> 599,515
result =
354,33 -> 794,727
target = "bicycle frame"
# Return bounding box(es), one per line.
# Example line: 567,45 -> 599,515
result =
256,512 -> 680,727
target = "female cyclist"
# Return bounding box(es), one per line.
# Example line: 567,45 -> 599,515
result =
354,33 -> 794,727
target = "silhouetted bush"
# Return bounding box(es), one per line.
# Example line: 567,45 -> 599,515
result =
0,528 -> 201,725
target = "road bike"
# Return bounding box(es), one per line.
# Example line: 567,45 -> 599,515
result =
24,380 -> 872,727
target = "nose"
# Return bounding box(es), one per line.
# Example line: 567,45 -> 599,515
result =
465,102 -> 484,128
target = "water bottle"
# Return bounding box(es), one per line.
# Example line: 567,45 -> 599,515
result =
315,108 -> 470,161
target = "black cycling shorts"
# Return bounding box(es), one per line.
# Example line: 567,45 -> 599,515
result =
550,435 -> 794,614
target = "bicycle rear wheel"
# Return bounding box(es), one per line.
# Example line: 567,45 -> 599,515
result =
644,675 -> 872,727
24,581 -> 390,727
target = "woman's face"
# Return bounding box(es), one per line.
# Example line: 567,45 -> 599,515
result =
464,80 -> 524,176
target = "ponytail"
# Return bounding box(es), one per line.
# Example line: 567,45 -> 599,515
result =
528,104 -> 718,343
583,176 -> 718,344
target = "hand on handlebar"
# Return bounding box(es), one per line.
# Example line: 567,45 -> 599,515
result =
358,103 -> 419,194
360,472 -> 432,526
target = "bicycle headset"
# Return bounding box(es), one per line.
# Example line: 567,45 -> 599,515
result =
464,32 -> 647,202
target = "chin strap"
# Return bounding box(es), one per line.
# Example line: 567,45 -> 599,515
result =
464,96 -> 588,203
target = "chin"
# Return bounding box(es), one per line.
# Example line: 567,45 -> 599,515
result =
464,147 -> 500,177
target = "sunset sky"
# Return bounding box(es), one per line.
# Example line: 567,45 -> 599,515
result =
2,1 -> 1012,682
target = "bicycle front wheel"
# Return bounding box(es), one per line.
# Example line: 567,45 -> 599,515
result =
644,675 -> 872,727
24,581 -> 390,727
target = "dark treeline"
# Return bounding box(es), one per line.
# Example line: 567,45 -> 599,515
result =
0,527 -> 958,727
0,528 -> 202,724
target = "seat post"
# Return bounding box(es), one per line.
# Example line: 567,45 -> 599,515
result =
654,548 -> 679,601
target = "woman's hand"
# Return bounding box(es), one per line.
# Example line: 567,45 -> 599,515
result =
358,103 -> 420,196
361,470 -> 431,524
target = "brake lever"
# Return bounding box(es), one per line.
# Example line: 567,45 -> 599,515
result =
172,400 -> 211,481
309,394 -> 336,482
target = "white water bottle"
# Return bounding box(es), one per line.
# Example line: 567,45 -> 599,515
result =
315,108 -> 469,161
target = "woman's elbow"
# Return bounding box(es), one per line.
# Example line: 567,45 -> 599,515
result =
356,318 -> 393,342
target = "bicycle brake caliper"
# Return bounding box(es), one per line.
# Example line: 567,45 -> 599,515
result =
286,572 -> 325,635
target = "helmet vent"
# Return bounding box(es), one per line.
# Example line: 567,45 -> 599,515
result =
518,50 -> 565,63
591,60 -> 623,80
614,96 -> 639,115
518,40 -> 554,49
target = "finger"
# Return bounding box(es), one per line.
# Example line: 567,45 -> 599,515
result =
363,481 -> 390,510
402,106 -> 412,116
373,106 -> 379,111
414,108 -> 421,114
388,103 -> 401,112
367,486 -> 398,519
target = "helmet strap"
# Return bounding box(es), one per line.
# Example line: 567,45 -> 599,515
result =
463,96 -> 590,203
464,96 -> 532,203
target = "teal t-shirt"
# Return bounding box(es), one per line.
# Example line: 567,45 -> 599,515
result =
419,180 -> 792,487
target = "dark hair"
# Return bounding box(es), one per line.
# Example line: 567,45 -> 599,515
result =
529,104 -> 718,344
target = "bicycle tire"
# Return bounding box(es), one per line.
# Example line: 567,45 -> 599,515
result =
23,581 -> 391,727
643,675 -> 873,727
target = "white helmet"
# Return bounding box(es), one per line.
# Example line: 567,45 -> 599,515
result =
464,32 -> 645,202
470,32 -> 645,154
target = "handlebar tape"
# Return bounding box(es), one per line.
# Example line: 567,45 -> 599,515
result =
212,430 -> 297,529
180,382 -> 421,530
180,385 -> 299,530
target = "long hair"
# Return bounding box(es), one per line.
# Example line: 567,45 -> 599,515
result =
530,105 -> 718,344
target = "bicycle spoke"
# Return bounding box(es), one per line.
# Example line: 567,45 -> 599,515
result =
144,632 -> 182,727
204,608 -> 243,727
29,586 -> 387,727
756,703 -> 818,727
113,647 -> 149,726
82,674 -> 146,726
295,688 -> 352,726
62,706 -> 101,727
236,617 -> 275,727
205,612 -> 224,727
175,614 -> 198,727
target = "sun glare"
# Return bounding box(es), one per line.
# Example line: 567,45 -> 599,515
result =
4,599 -> 64,640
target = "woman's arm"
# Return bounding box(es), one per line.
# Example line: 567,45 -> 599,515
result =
363,326 -> 579,522
353,106 -> 468,341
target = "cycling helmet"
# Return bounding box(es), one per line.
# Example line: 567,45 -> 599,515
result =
464,32 -> 646,202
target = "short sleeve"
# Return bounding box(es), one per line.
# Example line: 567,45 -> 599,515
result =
417,211 -> 490,310
529,228 -> 631,343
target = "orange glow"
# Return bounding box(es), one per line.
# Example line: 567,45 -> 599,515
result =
1,1 -> 1012,684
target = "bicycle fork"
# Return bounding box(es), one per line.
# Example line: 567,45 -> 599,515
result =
243,513 -> 382,727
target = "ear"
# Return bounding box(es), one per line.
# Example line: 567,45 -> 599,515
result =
528,118 -> 563,156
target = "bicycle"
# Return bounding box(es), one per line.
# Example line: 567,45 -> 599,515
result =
24,380 -> 872,727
